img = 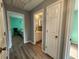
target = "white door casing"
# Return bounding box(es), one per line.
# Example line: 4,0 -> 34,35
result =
0,0 -> 7,59
45,1 -> 64,59
7,11 -> 26,45
33,9 -> 45,52
33,9 -> 44,45
63,0 -> 75,59
7,15 -> 12,49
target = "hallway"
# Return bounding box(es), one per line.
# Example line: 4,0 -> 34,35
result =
9,36 -> 53,59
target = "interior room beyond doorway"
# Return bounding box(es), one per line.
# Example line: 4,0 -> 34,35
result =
10,16 -> 24,47
34,10 -> 44,50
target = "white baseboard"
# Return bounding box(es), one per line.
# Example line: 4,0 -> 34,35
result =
24,41 -> 30,44
42,49 -> 46,53
24,40 -> 35,45
29,41 -> 35,45
71,42 -> 78,45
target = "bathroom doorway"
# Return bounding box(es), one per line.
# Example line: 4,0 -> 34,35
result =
33,9 -> 44,51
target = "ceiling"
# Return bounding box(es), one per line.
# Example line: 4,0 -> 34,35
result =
4,0 -> 44,11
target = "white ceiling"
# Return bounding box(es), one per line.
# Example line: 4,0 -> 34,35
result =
4,0 -> 44,11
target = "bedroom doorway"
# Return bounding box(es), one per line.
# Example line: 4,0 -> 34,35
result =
7,11 -> 26,58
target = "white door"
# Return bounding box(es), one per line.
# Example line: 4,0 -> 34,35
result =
45,1 -> 62,59
0,0 -> 7,59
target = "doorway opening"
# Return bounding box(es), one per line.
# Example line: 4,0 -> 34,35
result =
7,11 -> 26,58
70,10 -> 78,59
33,9 -> 44,51
10,15 -> 24,47
63,0 -> 78,59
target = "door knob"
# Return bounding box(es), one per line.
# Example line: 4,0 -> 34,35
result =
0,47 -> 2,53
0,47 -> 6,53
70,38 -> 72,41
2,47 -> 6,50
4,32 -> 6,36
55,36 -> 58,38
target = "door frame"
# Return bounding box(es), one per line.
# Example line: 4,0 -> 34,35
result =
33,9 -> 44,49
45,1 -> 64,59
0,1 -> 9,59
7,11 -> 26,48
62,0 -> 75,59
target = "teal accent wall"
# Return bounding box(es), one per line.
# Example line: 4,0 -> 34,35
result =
10,16 -> 24,35
71,10 -> 78,44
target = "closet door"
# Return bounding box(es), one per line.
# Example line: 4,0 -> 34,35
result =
45,1 -> 62,59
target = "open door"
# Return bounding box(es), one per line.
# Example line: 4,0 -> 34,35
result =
0,0 -> 7,59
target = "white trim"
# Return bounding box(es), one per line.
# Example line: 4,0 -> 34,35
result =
33,9 -> 44,51
29,40 -> 34,44
63,0 -> 75,59
0,2 -> 9,59
7,11 -> 24,18
25,41 -> 30,43
7,11 -> 27,47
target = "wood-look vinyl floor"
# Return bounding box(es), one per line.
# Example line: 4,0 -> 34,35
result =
70,44 -> 78,59
10,36 -> 53,59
